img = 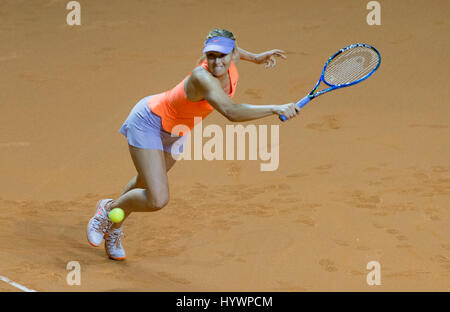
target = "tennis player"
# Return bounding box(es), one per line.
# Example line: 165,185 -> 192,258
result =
87,28 -> 299,260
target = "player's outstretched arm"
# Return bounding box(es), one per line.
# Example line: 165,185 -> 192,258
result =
237,46 -> 287,68
191,68 -> 298,122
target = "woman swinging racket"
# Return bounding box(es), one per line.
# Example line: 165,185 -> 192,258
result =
87,28 -> 299,260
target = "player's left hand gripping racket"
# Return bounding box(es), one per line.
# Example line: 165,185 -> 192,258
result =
280,43 -> 381,121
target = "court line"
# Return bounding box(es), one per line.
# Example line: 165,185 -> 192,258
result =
0,275 -> 37,292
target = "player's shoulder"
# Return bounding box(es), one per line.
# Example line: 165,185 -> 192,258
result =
191,66 -> 214,86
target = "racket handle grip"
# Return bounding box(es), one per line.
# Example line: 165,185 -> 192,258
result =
279,95 -> 311,122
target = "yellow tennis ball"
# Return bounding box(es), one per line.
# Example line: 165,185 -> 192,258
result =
108,208 -> 125,223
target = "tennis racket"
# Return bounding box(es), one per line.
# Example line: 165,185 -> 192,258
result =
279,43 -> 381,121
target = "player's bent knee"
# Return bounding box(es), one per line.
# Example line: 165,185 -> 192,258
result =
146,192 -> 169,211
151,198 -> 169,211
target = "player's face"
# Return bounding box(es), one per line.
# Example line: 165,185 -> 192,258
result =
205,51 -> 232,77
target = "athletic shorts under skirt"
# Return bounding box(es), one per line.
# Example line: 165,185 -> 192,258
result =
119,96 -> 186,154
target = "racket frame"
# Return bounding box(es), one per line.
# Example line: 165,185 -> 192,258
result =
309,43 -> 381,99
279,43 -> 381,122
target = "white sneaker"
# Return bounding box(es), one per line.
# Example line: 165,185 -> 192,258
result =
86,199 -> 114,247
105,227 -> 126,261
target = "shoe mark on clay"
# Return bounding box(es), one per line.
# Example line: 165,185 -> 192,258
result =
396,235 -> 408,241
434,255 -> 450,271
84,193 -> 100,199
403,167 -> 450,198
271,196 -> 300,205
193,182 -> 209,189
278,191 -> 295,197
261,183 -> 293,201
356,245 -> 370,251
116,51 -> 154,62
226,162 -> 241,180
431,166 -> 450,174
313,164 -> 333,175
302,24 -> 320,31
295,214 -> 316,227
387,33 -> 413,45
93,47 -> 116,57
384,269 -> 431,278
244,88 -> 263,100
367,180 -> 383,187
345,190 -> 381,210
379,175 -> 397,182
150,241 -> 186,258
396,243 -> 412,249
217,185 -> 256,202
372,211 -> 388,217
19,72 -> 53,83
87,64 -> 102,72
386,228 -> 399,235
171,197 -> 195,210
408,124 -> 448,129
363,167 -> 381,173
244,203 -> 275,218
306,115 -> 341,131
424,206 -> 441,221
372,222 -> 385,229
246,183 -> 290,195
298,203 -> 321,211
220,184 -> 248,192
356,137 -> 402,151
350,270 -> 365,276
277,202 -> 319,215
210,218 -> 234,230
318,259 -> 338,272
289,82 -> 308,95
217,251 -> 236,261
315,164 -> 332,170
233,191 -> 257,202
286,172 -> 309,178
274,183 -> 292,190
187,189 -> 210,201
385,228 -> 410,245
333,239 -> 350,247
156,271 -> 191,285
412,172 -> 430,181
278,206 -> 295,214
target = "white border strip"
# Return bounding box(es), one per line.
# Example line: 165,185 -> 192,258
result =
0,275 -> 37,292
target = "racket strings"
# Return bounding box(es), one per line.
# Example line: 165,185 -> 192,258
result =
324,46 -> 379,85
325,48 -> 378,84
326,50 -> 377,84
327,48 -> 377,81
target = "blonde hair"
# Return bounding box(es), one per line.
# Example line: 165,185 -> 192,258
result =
205,28 -> 236,41
197,28 -> 236,64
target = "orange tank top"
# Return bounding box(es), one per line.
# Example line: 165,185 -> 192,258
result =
149,59 -> 239,135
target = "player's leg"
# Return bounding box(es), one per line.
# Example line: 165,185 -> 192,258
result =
103,146 -> 174,260
119,174 -> 145,196
119,151 -> 176,196
108,145 -> 175,229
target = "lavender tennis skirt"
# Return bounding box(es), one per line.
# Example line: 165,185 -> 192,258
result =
119,96 -> 186,154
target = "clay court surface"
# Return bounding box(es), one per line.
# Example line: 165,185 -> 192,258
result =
0,0 -> 449,291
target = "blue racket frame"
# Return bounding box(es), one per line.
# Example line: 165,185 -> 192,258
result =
280,43 -> 381,121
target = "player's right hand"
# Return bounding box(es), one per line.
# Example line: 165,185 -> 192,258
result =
276,103 -> 299,120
